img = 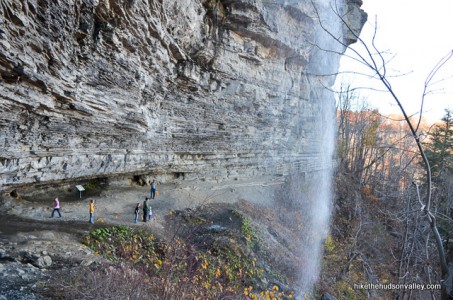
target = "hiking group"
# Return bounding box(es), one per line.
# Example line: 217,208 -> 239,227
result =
136,197 -> 153,223
50,197 -> 96,224
49,178 -> 158,224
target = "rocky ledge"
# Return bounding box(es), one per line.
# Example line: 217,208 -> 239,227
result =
0,227 -> 104,299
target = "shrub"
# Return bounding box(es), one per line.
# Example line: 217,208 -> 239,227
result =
81,225 -> 286,299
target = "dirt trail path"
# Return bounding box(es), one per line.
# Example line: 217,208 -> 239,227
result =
1,176 -> 282,232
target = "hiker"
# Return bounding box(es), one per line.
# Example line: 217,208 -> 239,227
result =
89,199 -> 95,224
148,204 -> 153,221
50,197 -> 61,218
143,197 -> 149,222
134,203 -> 140,223
150,179 -> 157,199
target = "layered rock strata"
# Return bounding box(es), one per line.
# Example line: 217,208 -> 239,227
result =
0,0 -> 366,191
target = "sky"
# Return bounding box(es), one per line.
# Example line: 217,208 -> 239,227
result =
336,0 -> 453,123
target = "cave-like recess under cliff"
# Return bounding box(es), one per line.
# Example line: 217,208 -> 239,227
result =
0,0 -> 366,191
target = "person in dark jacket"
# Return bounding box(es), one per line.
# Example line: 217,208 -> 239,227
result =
134,203 -> 140,223
142,197 -> 149,222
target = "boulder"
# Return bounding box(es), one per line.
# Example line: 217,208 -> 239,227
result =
33,255 -> 52,269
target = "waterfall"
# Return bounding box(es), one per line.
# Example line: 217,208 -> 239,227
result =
297,0 -> 344,294
298,91 -> 336,294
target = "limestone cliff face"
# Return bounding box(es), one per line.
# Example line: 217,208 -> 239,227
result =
0,0 -> 365,190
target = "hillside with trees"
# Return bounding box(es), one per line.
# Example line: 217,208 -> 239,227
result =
319,86 -> 452,299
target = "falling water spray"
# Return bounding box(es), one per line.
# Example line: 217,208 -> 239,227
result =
297,90 -> 337,294
295,0 -> 345,295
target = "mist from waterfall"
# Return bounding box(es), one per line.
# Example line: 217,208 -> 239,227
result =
294,0 -> 343,295
297,94 -> 337,294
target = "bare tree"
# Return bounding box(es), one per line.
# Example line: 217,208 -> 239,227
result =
311,0 -> 453,298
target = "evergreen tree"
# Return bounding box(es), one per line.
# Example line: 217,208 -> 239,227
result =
424,109 -> 453,233
424,109 -> 453,180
